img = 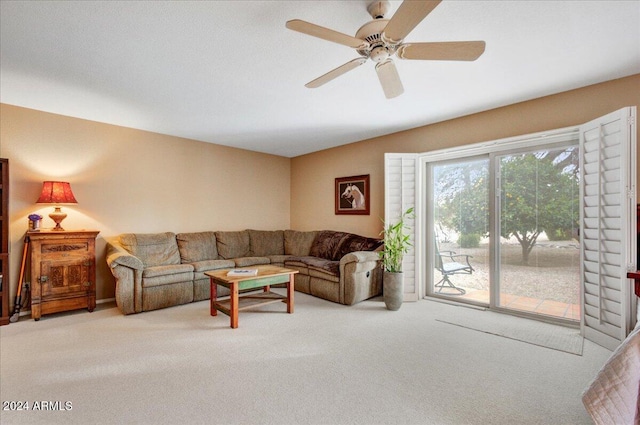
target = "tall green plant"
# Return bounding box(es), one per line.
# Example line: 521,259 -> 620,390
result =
379,207 -> 414,273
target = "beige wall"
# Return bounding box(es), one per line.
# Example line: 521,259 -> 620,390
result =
1,74 -> 638,306
291,74 -> 640,238
0,104 -> 291,302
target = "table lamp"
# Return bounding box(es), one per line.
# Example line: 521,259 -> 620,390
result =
36,181 -> 78,231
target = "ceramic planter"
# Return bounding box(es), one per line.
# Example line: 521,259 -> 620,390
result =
383,271 -> 403,311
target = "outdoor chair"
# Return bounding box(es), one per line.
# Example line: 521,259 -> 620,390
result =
435,244 -> 474,295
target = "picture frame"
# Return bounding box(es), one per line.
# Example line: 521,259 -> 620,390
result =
335,175 -> 370,215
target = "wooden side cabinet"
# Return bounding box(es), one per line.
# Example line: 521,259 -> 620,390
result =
28,230 -> 100,321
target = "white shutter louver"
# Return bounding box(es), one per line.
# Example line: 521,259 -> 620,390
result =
385,153 -> 419,301
580,107 -> 637,350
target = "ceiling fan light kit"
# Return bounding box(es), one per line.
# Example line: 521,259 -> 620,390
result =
376,60 -> 404,99
286,0 -> 486,99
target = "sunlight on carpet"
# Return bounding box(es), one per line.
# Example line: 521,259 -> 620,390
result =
436,308 -> 584,355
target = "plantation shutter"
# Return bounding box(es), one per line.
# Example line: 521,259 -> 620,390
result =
580,107 -> 637,351
384,153 -> 419,301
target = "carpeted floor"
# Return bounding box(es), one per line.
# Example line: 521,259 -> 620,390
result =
0,292 -> 612,425
436,308 -> 584,355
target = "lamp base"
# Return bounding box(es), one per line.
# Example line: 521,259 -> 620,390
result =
49,207 -> 67,231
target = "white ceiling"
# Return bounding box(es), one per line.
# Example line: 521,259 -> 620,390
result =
1,1 -> 639,158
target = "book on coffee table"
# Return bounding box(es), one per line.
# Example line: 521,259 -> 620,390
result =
227,269 -> 259,277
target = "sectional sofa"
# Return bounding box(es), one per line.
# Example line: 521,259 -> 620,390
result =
105,229 -> 383,315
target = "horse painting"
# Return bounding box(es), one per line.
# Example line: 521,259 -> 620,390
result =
341,184 -> 366,209
335,175 -> 370,215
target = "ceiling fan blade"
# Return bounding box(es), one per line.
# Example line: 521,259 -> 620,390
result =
382,0 -> 442,44
397,41 -> 486,61
375,60 -> 404,99
305,58 -> 368,88
286,19 -> 369,50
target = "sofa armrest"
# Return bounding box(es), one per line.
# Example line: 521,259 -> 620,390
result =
339,251 -> 380,273
105,238 -> 144,314
339,251 -> 383,305
106,239 -> 144,270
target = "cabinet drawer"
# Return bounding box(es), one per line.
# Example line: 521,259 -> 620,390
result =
39,240 -> 92,259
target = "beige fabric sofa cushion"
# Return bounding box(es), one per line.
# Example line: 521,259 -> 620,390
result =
176,232 -> 218,262
248,230 -> 284,256
267,254 -> 290,266
284,256 -> 339,281
119,232 -> 180,267
190,259 -> 235,272
142,264 -> 194,288
234,257 -> 270,267
284,230 -> 317,256
215,231 -> 250,259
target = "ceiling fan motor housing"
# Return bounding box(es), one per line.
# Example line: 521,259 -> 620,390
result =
355,19 -> 397,60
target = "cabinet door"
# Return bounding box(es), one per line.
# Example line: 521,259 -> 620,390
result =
38,239 -> 94,298
40,259 -> 91,298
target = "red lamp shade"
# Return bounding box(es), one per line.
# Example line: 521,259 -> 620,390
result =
36,181 -> 78,204
36,181 -> 78,231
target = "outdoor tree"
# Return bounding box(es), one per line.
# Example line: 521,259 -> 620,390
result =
499,148 -> 579,264
435,148 -> 579,264
435,159 -> 489,246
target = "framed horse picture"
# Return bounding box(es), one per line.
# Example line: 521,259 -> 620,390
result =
335,175 -> 370,215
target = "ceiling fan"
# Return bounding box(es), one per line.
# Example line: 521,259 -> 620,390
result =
286,0 -> 485,99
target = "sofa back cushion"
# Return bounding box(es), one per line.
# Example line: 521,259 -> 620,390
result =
215,231 -> 250,259
335,233 -> 383,259
119,232 -> 180,268
309,230 -> 383,261
284,230 -> 317,256
309,231 -> 350,261
248,230 -> 284,256
176,232 -> 218,263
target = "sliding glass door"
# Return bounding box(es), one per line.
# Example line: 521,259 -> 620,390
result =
428,146 -> 581,322
431,157 -> 490,304
495,146 -> 580,320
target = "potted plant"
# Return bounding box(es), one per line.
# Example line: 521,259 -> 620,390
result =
379,207 -> 414,310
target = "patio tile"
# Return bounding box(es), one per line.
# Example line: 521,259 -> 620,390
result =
438,287 -> 579,322
499,293 -> 520,306
506,296 -> 544,311
567,303 -> 581,320
535,300 -> 570,317
459,289 -> 489,303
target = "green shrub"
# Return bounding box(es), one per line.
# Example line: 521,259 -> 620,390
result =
458,233 -> 481,248
545,228 -> 573,241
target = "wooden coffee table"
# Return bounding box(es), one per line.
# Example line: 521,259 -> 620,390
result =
205,265 -> 298,328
